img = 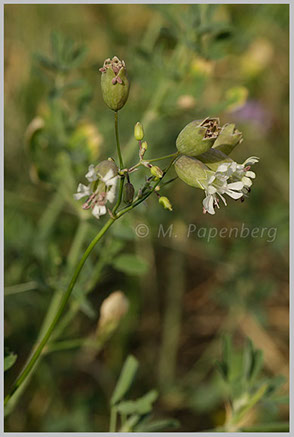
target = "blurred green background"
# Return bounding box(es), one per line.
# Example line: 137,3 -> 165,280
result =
4,4 -> 289,432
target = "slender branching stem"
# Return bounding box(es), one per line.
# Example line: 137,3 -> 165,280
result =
114,111 -> 124,168
109,407 -> 118,432
4,217 -> 115,408
147,151 -> 180,163
112,111 -> 124,215
4,109 -> 178,413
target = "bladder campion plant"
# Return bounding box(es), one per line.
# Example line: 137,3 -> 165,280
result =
4,55 -> 259,412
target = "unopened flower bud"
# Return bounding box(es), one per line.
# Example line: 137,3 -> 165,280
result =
176,117 -> 221,157
98,291 -> 129,329
174,155 -> 211,189
99,56 -> 130,111
141,141 -> 148,151
212,123 -> 243,155
123,182 -> 135,204
139,141 -> 148,159
150,165 -> 163,179
134,122 -> 144,141
159,196 -> 173,211
197,148 -> 233,172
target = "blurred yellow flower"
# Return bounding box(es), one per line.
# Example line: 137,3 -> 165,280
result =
70,122 -> 103,161
225,86 -> 249,113
190,57 -> 214,77
241,38 -> 274,78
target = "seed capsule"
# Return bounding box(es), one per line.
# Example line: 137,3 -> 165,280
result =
100,56 -> 130,111
197,148 -> 233,172
174,155 -> 211,189
176,117 -> 221,157
212,123 -> 243,155
123,182 -> 135,204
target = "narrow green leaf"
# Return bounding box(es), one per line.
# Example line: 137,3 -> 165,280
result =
232,384 -> 268,425
116,390 -> 158,415
4,353 -> 17,372
242,338 -> 253,383
111,355 -> 139,405
249,349 -> 263,383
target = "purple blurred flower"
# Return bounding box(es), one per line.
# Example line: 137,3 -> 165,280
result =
232,100 -> 272,132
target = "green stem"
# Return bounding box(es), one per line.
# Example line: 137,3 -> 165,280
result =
109,407 -> 118,432
128,151 -> 179,173
117,154 -> 177,218
50,241 -> 110,342
147,151 -> 179,163
4,217 -> 115,408
113,111 -> 124,215
115,111 -> 124,168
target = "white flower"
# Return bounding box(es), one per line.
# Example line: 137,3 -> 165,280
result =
201,156 -> 259,215
74,161 -> 118,219
202,173 -> 244,215
216,156 -> 259,192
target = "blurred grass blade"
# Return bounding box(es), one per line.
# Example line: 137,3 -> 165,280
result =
241,422 -> 289,432
111,355 -> 139,405
249,349 -> 263,383
242,338 -> 254,383
116,390 -> 158,415
4,281 -> 39,296
137,418 -> 180,432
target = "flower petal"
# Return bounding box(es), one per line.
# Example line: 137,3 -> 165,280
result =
203,195 -> 215,215
242,176 -> 253,187
243,156 -> 259,166
226,190 -> 244,200
107,184 -> 117,203
86,164 -> 98,182
73,183 -> 91,200
100,169 -> 115,184
207,185 -> 217,194
92,204 -> 107,219
227,181 -> 244,191
217,163 -> 230,173
245,170 -> 256,179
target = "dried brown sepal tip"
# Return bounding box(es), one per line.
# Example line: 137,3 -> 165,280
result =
201,117 -> 222,139
176,117 -> 221,157
99,56 -> 129,111
99,57 -> 126,81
